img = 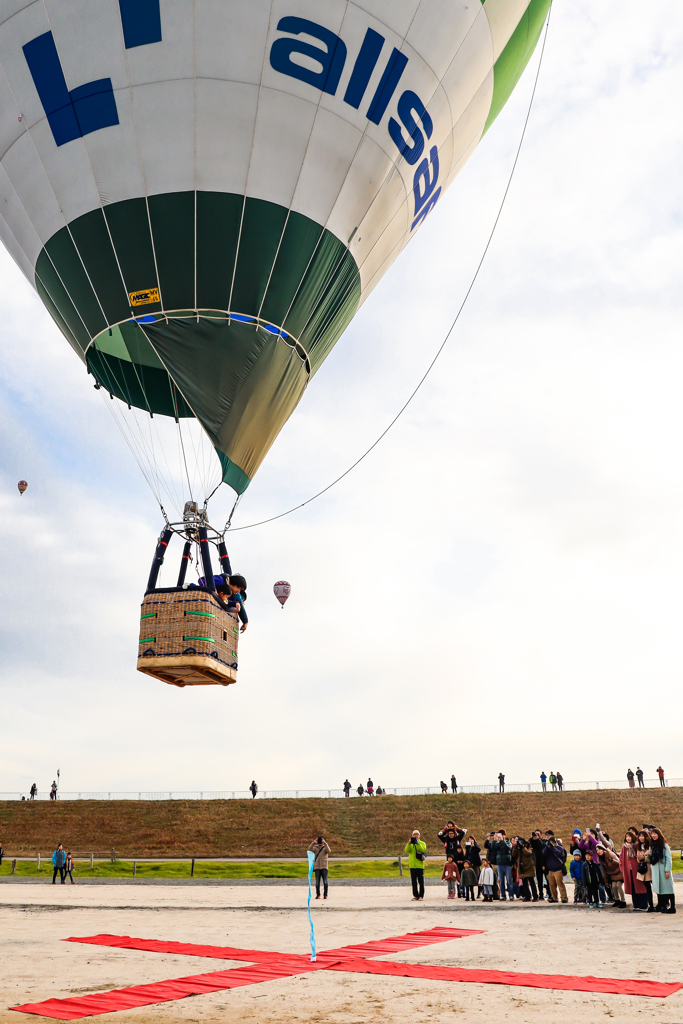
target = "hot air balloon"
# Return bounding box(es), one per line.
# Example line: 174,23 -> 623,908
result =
17,480 -> 28,495
0,0 -> 550,684
274,581 -> 291,608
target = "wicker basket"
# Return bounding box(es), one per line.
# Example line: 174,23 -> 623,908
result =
136,588 -> 240,687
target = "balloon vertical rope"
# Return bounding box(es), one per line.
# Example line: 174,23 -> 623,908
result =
306,851 -> 317,962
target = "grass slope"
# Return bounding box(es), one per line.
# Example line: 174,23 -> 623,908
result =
1,789 -> 681,859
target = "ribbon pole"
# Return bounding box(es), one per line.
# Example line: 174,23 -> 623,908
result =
307,851 -> 317,962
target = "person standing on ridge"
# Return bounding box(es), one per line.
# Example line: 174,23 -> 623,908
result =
636,767 -> 644,788
540,771 -> 547,792
627,768 -> 635,789
450,775 -> 457,794
366,778 -> 374,796
249,780 -> 258,799
549,772 -> 557,792
308,835 -> 331,900
657,766 -> 665,787
30,783 -> 37,800
343,780 -> 351,798
498,773 -> 505,793
357,783 -> 364,797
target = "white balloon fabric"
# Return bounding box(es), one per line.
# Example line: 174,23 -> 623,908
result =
273,581 -> 291,608
0,0 -> 550,495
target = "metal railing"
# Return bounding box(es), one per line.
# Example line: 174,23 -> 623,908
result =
1,779 -> 678,801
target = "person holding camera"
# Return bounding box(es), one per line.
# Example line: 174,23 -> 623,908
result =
490,831 -> 514,900
308,835 -> 331,899
405,830 -> 427,900
542,837 -> 568,903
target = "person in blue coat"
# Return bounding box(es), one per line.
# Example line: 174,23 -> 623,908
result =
649,828 -> 676,913
52,844 -> 66,884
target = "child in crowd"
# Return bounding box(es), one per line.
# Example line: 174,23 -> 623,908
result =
479,859 -> 495,902
442,856 -> 459,899
582,851 -> 604,908
460,860 -> 477,901
570,850 -> 586,904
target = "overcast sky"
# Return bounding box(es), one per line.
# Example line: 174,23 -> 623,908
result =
1,0 -> 682,797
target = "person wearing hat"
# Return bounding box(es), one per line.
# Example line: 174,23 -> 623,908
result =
404,830 -> 427,901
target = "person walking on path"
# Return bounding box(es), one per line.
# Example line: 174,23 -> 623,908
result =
649,827 -> 675,912
52,844 -> 66,884
636,767 -> 644,788
249,780 -> 258,799
308,836 -> 331,899
556,771 -> 564,791
442,856 -> 459,899
498,773 -> 505,793
657,766 -> 666,787
540,771 -> 547,792
405,830 -> 427,901
343,779 -> 351,798
626,768 -> 635,789
450,774 -> 457,794
542,837 -> 568,903
64,851 -> 74,884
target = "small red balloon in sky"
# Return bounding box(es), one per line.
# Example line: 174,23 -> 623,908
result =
17,480 -> 28,495
273,581 -> 291,608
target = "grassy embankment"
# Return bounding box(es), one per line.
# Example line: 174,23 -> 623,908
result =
1,789 -> 681,879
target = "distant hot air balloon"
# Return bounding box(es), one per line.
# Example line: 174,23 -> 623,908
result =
0,0 -> 550,507
17,480 -> 28,495
274,581 -> 291,608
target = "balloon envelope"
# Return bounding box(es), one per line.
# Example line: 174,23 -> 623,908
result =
17,480 -> 28,495
0,0 -> 550,493
273,581 -> 291,608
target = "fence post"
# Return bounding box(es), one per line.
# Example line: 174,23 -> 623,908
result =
132,861 -> 136,877
11,858 -> 16,875
37,853 -> 40,871
398,855 -> 403,877
90,853 -> 94,870
191,858 -> 195,878
111,848 -> 116,863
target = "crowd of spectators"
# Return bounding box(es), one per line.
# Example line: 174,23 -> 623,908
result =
424,820 -> 676,912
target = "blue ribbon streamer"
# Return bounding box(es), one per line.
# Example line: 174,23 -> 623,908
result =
306,850 -> 317,961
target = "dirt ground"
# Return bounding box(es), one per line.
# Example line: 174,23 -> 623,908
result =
1,881 -> 681,1023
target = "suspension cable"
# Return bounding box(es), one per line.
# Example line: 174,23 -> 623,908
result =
226,5 -> 553,533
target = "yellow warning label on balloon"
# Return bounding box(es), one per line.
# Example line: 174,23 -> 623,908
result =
129,287 -> 160,307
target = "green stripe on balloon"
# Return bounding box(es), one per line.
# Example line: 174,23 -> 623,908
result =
483,0 -> 551,134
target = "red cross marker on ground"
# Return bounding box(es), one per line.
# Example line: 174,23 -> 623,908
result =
12,927 -> 681,1019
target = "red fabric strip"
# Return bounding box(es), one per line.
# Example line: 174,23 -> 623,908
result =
319,927 -> 484,963
330,958 -> 683,998
65,934 -> 299,964
11,960 -> 323,1020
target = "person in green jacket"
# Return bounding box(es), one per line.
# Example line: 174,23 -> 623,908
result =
405,830 -> 427,900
